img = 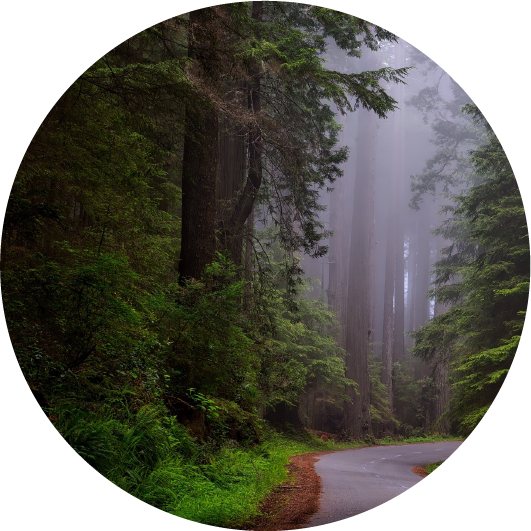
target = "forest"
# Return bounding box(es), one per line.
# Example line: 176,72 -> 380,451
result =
1,2 -> 528,528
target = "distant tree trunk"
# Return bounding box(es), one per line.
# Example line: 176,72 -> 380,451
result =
412,205 -> 432,380
414,205 -> 432,331
393,41 -> 406,362
178,8 -> 220,283
394,202 -> 405,361
406,214 -> 417,352
412,204 -> 436,430
381,182 -> 396,411
433,214 -> 451,433
327,113 -> 349,349
343,52 -> 378,438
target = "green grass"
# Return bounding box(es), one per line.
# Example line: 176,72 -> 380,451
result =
425,461 -> 444,474
175,432 -> 364,527
378,434 -> 463,445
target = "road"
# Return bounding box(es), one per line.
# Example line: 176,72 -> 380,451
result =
305,441 -> 462,527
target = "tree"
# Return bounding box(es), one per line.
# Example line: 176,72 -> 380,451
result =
411,105 -> 529,435
177,3 -> 409,283
342,49 -> 380,438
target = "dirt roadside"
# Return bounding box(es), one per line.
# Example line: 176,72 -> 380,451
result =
238,450 -> 431,530
237,450 -> 331,531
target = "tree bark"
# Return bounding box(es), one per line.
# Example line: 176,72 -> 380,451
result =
343,52 -> 379,438
327,112 -> 349,349
178,8 -> 221,282
381,180 -> 396,411
217,110 -> 247,266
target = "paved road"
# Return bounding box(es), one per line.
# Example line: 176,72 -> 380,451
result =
305,441 -> 462,527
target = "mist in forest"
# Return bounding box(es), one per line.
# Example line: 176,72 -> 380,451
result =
297,37 -> 494,436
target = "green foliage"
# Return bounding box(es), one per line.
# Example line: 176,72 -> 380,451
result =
392,361 -> 424,429
248,235 -> 355,412
425,461 -> 443,474
50,404 -> 356,527
412,105 -> 529,436
368,356 -> 396,427
229,2 -> 410,258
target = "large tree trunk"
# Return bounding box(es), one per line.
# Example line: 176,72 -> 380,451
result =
178,8 -> 221,282
381,181 -> 396,411
217,110 -> 247,266
343,52 -> 378,438
244,206 -> 254,311
327,112 -> 350,350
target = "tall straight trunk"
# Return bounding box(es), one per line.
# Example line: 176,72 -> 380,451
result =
406,215 -> 417,352
433,213 -> 450,433
327,113 -> 349,349
393,41 -> 406,362
413,205 -> 432,380
414,205 -> 432,331
394,201 -> 405,361
217,111 -> 247,266
178,8 -> 220,282
343,52 -> 378,438
382,42 -> 407,410
244,206 -> 254,311
381,184 -> 396,410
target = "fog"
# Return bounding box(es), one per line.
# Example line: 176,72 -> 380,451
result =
300,37 -> 476,391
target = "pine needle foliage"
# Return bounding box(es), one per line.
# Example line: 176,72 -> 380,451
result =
411,105 -> 529,435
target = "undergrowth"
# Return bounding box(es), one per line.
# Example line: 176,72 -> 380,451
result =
378,434 -> 462,445
51,402 -> 458,527
51,404 -> 359,528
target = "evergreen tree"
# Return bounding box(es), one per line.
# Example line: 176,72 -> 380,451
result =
411,105 -> 529,435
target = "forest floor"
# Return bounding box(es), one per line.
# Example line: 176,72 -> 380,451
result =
239,449 -> 432,530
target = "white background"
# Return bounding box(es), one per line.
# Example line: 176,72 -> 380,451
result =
1,1 -> 528,529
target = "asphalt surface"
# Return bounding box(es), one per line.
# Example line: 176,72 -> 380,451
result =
305,441 -> 462,527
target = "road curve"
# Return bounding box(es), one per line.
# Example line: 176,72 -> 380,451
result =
305,441 -> 462,527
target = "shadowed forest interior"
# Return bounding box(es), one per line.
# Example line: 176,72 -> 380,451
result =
2,2 -> 528,527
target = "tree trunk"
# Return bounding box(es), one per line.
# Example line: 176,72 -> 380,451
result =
244,206 -> 254,311
406,214 -> 417,353
381,181 -> 396,411
343,52 -> 378,438
393,41 -> 406,362
217,110 -> 247,266
178,8 -> 220,283
226,2 -> 263,238
327,112 -> 349,349
433,213 -> 451,433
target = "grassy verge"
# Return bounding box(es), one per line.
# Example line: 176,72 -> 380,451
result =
425,461 -> 444,474
377,435 -> 463,445
53,404 -> 363,528
53,404 -> 460,528
173,431 -> 366,527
